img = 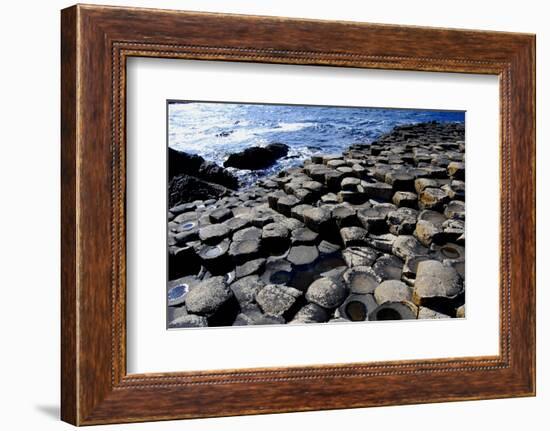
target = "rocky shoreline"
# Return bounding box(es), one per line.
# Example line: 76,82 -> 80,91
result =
167,121 -> 466,328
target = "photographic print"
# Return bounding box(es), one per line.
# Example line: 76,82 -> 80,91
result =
167,101 -> 465,328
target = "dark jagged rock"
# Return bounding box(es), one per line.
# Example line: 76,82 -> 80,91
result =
168,147 -> 238,188
224,143 -> 289,170
168,174 -> 229,208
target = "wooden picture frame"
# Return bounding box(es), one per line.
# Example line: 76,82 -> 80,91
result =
61,4 -> 536,425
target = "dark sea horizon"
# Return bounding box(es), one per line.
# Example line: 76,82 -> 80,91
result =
168,101 -> 465,186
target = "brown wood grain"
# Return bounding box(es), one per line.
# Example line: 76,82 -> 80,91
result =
60,5 -> 78,425
61,4 -> 536,425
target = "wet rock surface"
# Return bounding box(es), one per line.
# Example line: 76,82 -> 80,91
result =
224,143 -> 290,170
168,149 -> 238,206
167,122 -> 465,327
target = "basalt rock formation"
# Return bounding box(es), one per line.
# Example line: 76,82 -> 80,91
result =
167,122 -> 466,327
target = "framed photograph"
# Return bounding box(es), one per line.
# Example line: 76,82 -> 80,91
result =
61,4 -> 536,425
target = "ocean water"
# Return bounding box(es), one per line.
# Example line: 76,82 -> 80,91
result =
168,101 -> 465,186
